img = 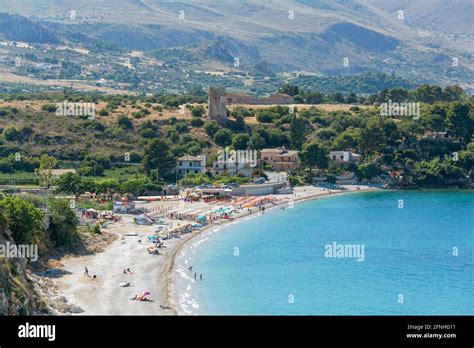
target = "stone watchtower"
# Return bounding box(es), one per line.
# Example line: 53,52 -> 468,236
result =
207,86 -> 228,125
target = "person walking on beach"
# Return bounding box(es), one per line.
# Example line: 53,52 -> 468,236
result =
200,274 -> 203,281
84,267 -> 89,277
194,272 -> 197,281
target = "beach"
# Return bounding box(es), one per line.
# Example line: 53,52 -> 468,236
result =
51,185 -> 378,315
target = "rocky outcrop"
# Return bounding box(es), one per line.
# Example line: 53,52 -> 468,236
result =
0,213 -> 48,315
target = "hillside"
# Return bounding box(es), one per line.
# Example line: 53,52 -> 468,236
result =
0,214 -> 47,315
0,83 -> 472,189
0,0 -> 472,94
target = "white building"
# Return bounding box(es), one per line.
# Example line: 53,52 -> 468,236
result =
176,155 -> 206,175
212,161 -> 254,178
329,151 -> 363,168
423,131 -> 453,141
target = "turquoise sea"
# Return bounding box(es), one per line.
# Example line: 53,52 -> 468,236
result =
176,190 -> 473,315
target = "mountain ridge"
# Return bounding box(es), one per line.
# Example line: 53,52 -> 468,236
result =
0,0 -> 472,91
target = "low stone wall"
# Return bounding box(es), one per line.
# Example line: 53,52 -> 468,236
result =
231,182 -> 287,196
227,93 -> 293,105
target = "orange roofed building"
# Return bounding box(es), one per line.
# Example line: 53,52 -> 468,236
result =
260,147 -> 299,171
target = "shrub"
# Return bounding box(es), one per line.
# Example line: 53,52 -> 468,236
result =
41,103 -> 57,113
191,105 -> 205,118
204,120 -> 220,136
190,117 -> 204,127
117,115 -> 133,130
213,129 -> 233,146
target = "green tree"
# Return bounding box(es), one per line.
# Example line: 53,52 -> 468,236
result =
305,92 -> 324,104
267,128 -> 290,147
422,114 -> 447,132
290,115 -> 308,150
120,176 -> 158,196
249,133 -> 266,149
142,139 -> 175,180
383,119 -> 399,142
279,83 -> 299,96
191,105 -> 205,117
232,133 -> 250,150
443,85 -> 465,102
95,178 -> 119,197
358,119 -> 387,155
204,120 -> 220,136
355,162 -> 381,179
299,141 -> 329,181
293,94 -> 305,103
412,84 -> 443,103
3,127 -> 22,141
345,92 -> 358,104
117,115 -> 133,130
55,173 -> 85,199
332,127 -> 360,150
256,110 -> 276,123
35,154 -> 58,188
190,117 -> 204,127
78,159 -> 104,177
412,158 -> 465,187
234,114 -> 245,131
48,199 -> 79,247
383,88 -> 409,102
0,196 -> 45,244
397,118 -> 423,146
213,129 -> 233,147
447,102 -> 473,143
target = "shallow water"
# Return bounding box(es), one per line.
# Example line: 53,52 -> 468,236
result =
176,190 -> 473,315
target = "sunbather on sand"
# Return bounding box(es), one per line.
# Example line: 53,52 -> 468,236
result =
131,294 -> 146,301
131,291 -> 151,301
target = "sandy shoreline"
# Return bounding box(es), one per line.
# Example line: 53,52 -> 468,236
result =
50,185 -> 380,315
